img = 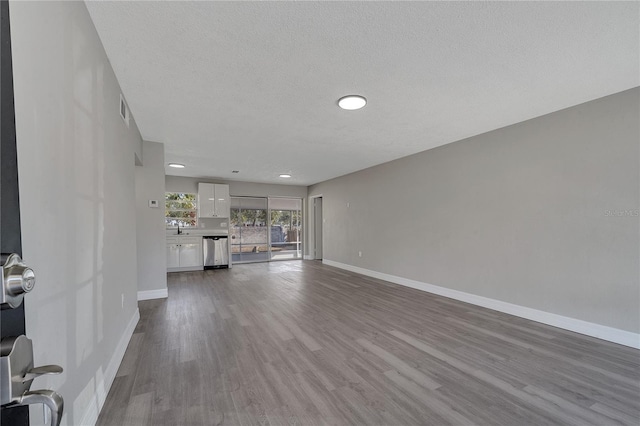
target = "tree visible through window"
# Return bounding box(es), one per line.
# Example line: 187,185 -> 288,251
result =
165,193 -> 197,227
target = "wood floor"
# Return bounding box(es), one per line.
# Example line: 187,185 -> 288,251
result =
97,261 -> 640,426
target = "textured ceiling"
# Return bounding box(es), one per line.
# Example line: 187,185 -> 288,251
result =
86,1 -> 639,186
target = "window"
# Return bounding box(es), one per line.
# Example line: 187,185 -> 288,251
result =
230,197 -> 269,263
165,193 -> 197,227
230,196 -> 302,263
269,197 -> 302,260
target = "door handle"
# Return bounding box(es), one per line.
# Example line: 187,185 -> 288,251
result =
1,253 -> 35,309
23,365 -> 63,382
1,335 -> 64,426
18,389 -> 63,426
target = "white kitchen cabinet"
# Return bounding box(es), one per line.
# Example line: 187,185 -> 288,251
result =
179,240 -> 202,267
167,236 -> 203,272
166,243 -> 180,269
215,185 -> 230,217
198,183 -> 215,217
197,183 -> 230,218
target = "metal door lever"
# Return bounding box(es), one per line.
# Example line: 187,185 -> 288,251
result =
1,335 -> 64,426
23,365 -> 64,382
18,390 -> 64,426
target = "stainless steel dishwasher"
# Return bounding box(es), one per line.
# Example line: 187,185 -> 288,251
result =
203,236 -> 229,269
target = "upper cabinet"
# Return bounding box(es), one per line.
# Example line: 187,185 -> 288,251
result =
198,183 -> 215,217
197,183 -> 230,218
214,184 -> 230,217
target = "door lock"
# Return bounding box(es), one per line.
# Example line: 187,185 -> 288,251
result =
1,253 -> 35,309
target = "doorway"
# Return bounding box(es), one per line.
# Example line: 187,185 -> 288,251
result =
269,197 -> 302,260
230,197 -> 269,263
311,196 -> 323,260
230,196 -> 303,263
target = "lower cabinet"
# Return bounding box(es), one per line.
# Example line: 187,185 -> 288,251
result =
167,236 -> 203,271
167,243 -> 180,269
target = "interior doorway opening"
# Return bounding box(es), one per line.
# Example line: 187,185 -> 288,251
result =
311,196 -> 323,260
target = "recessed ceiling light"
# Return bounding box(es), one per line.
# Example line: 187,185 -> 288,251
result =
338,95 -> 367,110
168,163 -> 185,168
279,174 -> 292,178
232,170 -> 240,173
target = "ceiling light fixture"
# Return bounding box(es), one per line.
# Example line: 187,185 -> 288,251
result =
338,95 -> 367,110
232,170 -> 240,173
168,163 -> 185,168
279,174 -> 292,178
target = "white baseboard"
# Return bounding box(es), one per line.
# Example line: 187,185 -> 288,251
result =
303,255 -> 314,260
78,308 -> 140,426
322,259 -> 640,349
167,266 -> 203,273
138,288 -> 169,301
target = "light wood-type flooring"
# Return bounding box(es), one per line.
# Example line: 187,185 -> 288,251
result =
97,261 -> 640,425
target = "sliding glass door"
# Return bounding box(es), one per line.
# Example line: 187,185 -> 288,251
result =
269,198 -> 302,260
230,196 -> 303,263
230,197 -> 269,263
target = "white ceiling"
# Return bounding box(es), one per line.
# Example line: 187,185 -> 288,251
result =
86,1 -> 639,186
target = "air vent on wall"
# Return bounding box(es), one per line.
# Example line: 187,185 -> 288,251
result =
119,94 -> 130,127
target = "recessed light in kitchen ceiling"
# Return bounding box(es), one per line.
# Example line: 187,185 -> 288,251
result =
168,163 -> 185,168
338,95 -> 367,110
279,174 -> 292,178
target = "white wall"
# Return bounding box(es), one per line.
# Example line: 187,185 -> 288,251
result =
309,88 -> 639,339
136,141 -> 167,299
11,1 -> 141,424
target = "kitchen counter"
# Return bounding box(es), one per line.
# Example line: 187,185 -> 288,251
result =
166,228 -> 232,272
166,229 -> 228,237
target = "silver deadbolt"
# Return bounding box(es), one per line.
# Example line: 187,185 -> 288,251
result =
1,253 -> 35,309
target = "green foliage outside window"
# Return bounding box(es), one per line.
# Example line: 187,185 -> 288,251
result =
230,208 -> 267,226
270,210 -> 300,227
166,193 -> 197,227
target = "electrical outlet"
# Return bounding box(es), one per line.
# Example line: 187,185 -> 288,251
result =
358,251 -> 362,257
347,202 -> 350,208
121,293 -> 124,309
